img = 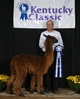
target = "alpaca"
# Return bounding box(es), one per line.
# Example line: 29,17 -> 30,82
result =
6,34 -> 58,96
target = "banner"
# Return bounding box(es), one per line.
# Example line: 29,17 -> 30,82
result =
13,0 -> 75,28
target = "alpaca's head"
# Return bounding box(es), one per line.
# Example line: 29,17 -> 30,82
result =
43,34 -> 58,45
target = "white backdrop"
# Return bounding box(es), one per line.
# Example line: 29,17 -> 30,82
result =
13,0 -> 75,28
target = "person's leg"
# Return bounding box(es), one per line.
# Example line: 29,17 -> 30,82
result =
52,65 -> 65,93
59,78 -> 65,87
52,77 -> 59,93
51,51 -> 59,93
43,66 -> 52,93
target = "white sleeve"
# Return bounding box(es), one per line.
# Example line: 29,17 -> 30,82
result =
58,32 -> 64,47
54,32 -> 64,48
39,32 -> 46,49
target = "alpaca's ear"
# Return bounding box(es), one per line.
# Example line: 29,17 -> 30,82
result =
43,34 -> 48,38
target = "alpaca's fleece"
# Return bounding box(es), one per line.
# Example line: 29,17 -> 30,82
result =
6,35 -> 57,96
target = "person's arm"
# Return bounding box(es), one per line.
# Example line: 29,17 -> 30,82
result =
39,33 -> 46,51
39,33 -> 45,48
58,32 -> 64,47
54,32 -> 64,49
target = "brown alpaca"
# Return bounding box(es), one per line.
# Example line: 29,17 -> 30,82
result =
6,34 -> 58,96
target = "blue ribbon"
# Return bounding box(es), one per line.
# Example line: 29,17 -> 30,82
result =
20,12 -> 28,20
54,45 -> 63,78
19,3 -> 29,20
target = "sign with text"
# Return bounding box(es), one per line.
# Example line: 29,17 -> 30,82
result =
13,0 -> 75,28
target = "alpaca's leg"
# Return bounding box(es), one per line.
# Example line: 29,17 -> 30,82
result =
36,74 -> 44,94
30,75 -> 36,93
13,72 -> 27,96
6,75 -> 16,94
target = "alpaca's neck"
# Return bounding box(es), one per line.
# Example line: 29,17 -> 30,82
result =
45,43 -> 53,55
44,43 -> 54,70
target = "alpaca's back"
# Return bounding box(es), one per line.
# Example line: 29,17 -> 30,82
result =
10,54 -> 47,75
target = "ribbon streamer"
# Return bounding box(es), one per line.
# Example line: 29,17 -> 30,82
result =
54,45 -> 63,78
20,12 -> 28,20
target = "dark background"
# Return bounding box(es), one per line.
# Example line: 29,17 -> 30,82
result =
0,0 -> 80,87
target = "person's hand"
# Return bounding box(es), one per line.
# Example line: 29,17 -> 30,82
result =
44,40 -> 46,46
62,45 -> 64,50
55,45 -> 64,51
